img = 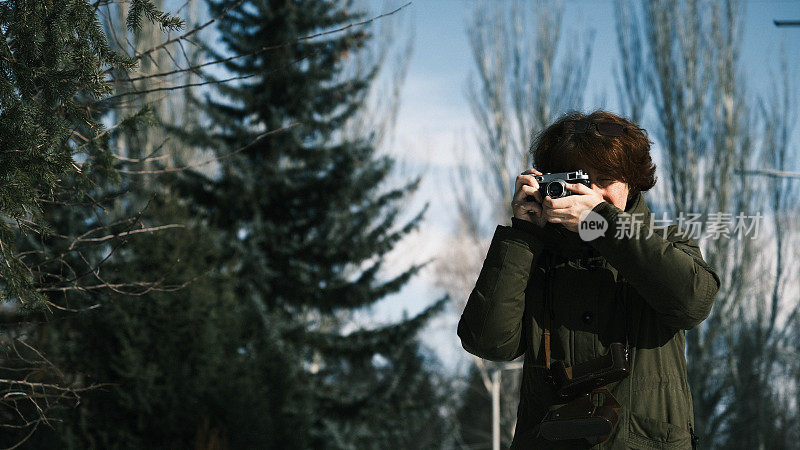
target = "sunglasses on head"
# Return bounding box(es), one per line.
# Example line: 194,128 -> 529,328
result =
563,120 -> 646,137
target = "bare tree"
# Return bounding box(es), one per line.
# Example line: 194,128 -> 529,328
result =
615,0 -> 800,447
720,46 -> 800,449
440,0 -> 593,446
613,0 -> 649,125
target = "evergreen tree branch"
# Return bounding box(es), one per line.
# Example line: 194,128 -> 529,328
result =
133,0 -> 245,62
305,295 -> 448,356
126,0 -> 184,32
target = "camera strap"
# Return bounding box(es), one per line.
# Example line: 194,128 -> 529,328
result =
542,252 -> 554,377
618,277 -> 631,354
539,253 -> 632,375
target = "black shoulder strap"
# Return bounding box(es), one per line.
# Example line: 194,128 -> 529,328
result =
542,252 -> 554,373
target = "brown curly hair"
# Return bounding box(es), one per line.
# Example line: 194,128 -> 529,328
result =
529,110 -> 656,199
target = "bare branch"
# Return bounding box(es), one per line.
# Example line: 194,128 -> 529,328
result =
117,122 -> 300,175
38,270 -> 209,296
128,1 -> 411,69
736,168 -> 800,179
74,224 -> 185,243
101,72 -> 257,102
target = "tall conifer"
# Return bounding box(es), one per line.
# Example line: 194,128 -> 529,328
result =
195,0 -> 450,445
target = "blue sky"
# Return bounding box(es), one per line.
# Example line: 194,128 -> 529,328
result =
358,0 -> 800,373
166,0 -> 800,373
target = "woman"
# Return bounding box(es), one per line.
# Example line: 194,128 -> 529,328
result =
457,110 -> 720,449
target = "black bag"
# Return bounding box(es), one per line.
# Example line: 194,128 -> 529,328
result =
539,388 -> 621,445
550,342 -> 630,399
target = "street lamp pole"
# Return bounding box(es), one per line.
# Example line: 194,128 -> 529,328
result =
491,361 -> 524,450
492,369 -> 501,450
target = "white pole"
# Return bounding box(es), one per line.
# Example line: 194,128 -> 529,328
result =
488,362 -> 523,449
492,369 -> 501,450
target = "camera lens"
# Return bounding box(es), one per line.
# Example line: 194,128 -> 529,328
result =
546,181 -> 565,198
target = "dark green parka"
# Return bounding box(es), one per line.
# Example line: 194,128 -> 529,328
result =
457,192 -> 720,449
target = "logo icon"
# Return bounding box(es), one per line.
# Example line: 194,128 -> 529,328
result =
578,210 -> 608,241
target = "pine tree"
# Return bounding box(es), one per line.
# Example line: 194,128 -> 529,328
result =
24,189 -> 311,448
7,2 -> 311,446
0,0 -> 182,441
190,0 -> 451,446
0,0 -> 136,307
1,0 -> 452,445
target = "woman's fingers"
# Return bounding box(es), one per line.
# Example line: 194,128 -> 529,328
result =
518,184 -> 539,198
541,196 -> 571,221
513,199 -> 542,215
512,185 -> 543,215
515,172 -> 542,205
515,173 -> 539,196
513,169 -> 547,225
541,208 -> 566,225
521,187 -> 543,212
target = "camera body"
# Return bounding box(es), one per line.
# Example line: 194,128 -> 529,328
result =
527,170 -> 592,201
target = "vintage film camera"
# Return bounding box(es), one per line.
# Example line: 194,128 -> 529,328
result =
525,169 -> 592,201
538,343 -> 630,444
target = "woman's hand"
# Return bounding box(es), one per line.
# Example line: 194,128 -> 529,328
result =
512,169 -> 547,227
541,183 -> 605,233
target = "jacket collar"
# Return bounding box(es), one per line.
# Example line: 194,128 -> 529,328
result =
625,190 -> 649,215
